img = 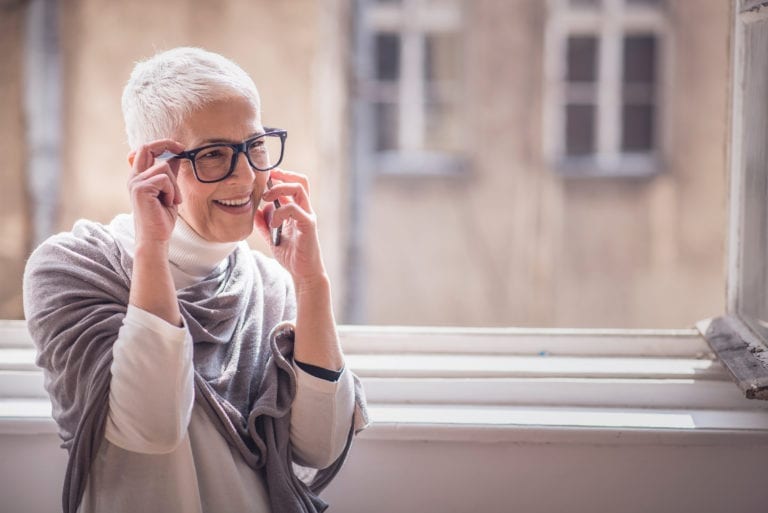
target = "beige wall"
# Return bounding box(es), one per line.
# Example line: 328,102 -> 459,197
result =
363,0 -> 728,328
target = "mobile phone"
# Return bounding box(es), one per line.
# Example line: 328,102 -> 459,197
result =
267,178 -> 282,246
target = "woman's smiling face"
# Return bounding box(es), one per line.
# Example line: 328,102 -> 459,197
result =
174,95 -> 268,243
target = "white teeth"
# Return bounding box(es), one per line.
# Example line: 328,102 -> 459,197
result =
216,196 -> 251,207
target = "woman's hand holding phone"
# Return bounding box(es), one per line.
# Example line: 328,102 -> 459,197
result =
255,168 -> 326,285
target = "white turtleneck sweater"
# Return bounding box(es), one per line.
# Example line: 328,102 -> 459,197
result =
77,213 -> 354,513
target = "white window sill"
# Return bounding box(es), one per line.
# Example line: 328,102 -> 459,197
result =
556,154 -> 662,178
3,321 -> 768,446
0,399 -> 56,435
3,399 -> 768,448
360,405 -> 768,447
347,353 -> 719,379
373,150 -> 467,177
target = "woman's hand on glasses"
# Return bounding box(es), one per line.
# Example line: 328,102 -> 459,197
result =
127,139 -> 186,248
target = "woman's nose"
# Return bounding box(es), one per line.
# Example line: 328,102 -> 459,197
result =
228,151 -> 256,181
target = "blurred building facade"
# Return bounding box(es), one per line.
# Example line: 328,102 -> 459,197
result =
1,0 -> 728,328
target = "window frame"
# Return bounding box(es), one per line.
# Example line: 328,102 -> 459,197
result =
355,0 -> 467,176
543,0 -> 669,178
697,0 -> 768,400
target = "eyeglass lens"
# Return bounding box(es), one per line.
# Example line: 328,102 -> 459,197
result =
194,134 -> 284,182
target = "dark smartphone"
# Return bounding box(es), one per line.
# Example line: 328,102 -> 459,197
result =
267,178 -> 282,246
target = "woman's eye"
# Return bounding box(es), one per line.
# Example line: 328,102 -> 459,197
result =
200,149 -> 223,159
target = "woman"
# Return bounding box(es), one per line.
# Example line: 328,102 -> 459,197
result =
23,47 -> 368,513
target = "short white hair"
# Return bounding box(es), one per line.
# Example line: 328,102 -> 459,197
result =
122,47 -> 261,150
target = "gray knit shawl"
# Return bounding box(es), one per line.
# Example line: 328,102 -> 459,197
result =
22,219 -> 369,513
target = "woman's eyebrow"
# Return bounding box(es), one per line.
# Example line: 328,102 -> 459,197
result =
194,131 -> 264,146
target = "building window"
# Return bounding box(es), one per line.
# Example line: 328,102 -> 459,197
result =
357,0 -> 466,175
545,0 -> 667,177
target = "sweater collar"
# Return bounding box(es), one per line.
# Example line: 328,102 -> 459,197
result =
110,213 -> 239,286
167,216 -> 239,281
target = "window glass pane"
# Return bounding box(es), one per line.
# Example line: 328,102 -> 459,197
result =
622,83 -> 654,104
424,32 -> 461,153
374,102 -> 398,151
621,104 -> 654,151
424,32 -> 460,83
424,101 -> 460,153
565,104 -> 596,155
623,35 -> 656,84
622,35 -> 657,153
375,32 -> 400,81
737,18 -> 768,339
567,36 -> 598,83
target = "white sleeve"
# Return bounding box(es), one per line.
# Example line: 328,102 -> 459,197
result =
289,361 -> 355,469
105,305 -> 194,454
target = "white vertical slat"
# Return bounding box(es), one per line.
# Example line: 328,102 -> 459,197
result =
727,0 -> 747,315
544,0 -> 566,161
399,0 -> 425,150
596,0 -> 622,169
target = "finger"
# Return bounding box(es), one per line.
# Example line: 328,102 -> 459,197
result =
262,182 -> 312,213
132,173 -> 177,207
148,139 -> 185,204
269,202 -> 315,230
131,140 -> 186,176
138,148 -> 183,204
268,168 -> 310,195
163,159 -> 183,205
132,159 -> 176,179
145,139 -> 186,159
130,146 -> 153,178
130,160 -> 180,197
155,175 -> 177,208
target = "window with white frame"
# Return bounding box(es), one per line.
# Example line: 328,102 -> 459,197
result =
730,0 -> 768,344
545,0 -> 667,177
356,0 -> 465,175
698,0 -> 768,399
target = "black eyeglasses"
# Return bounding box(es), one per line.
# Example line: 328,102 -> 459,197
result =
162,128 -> 287,183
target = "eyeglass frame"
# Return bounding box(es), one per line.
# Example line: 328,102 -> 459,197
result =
164,127 -> 288,183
